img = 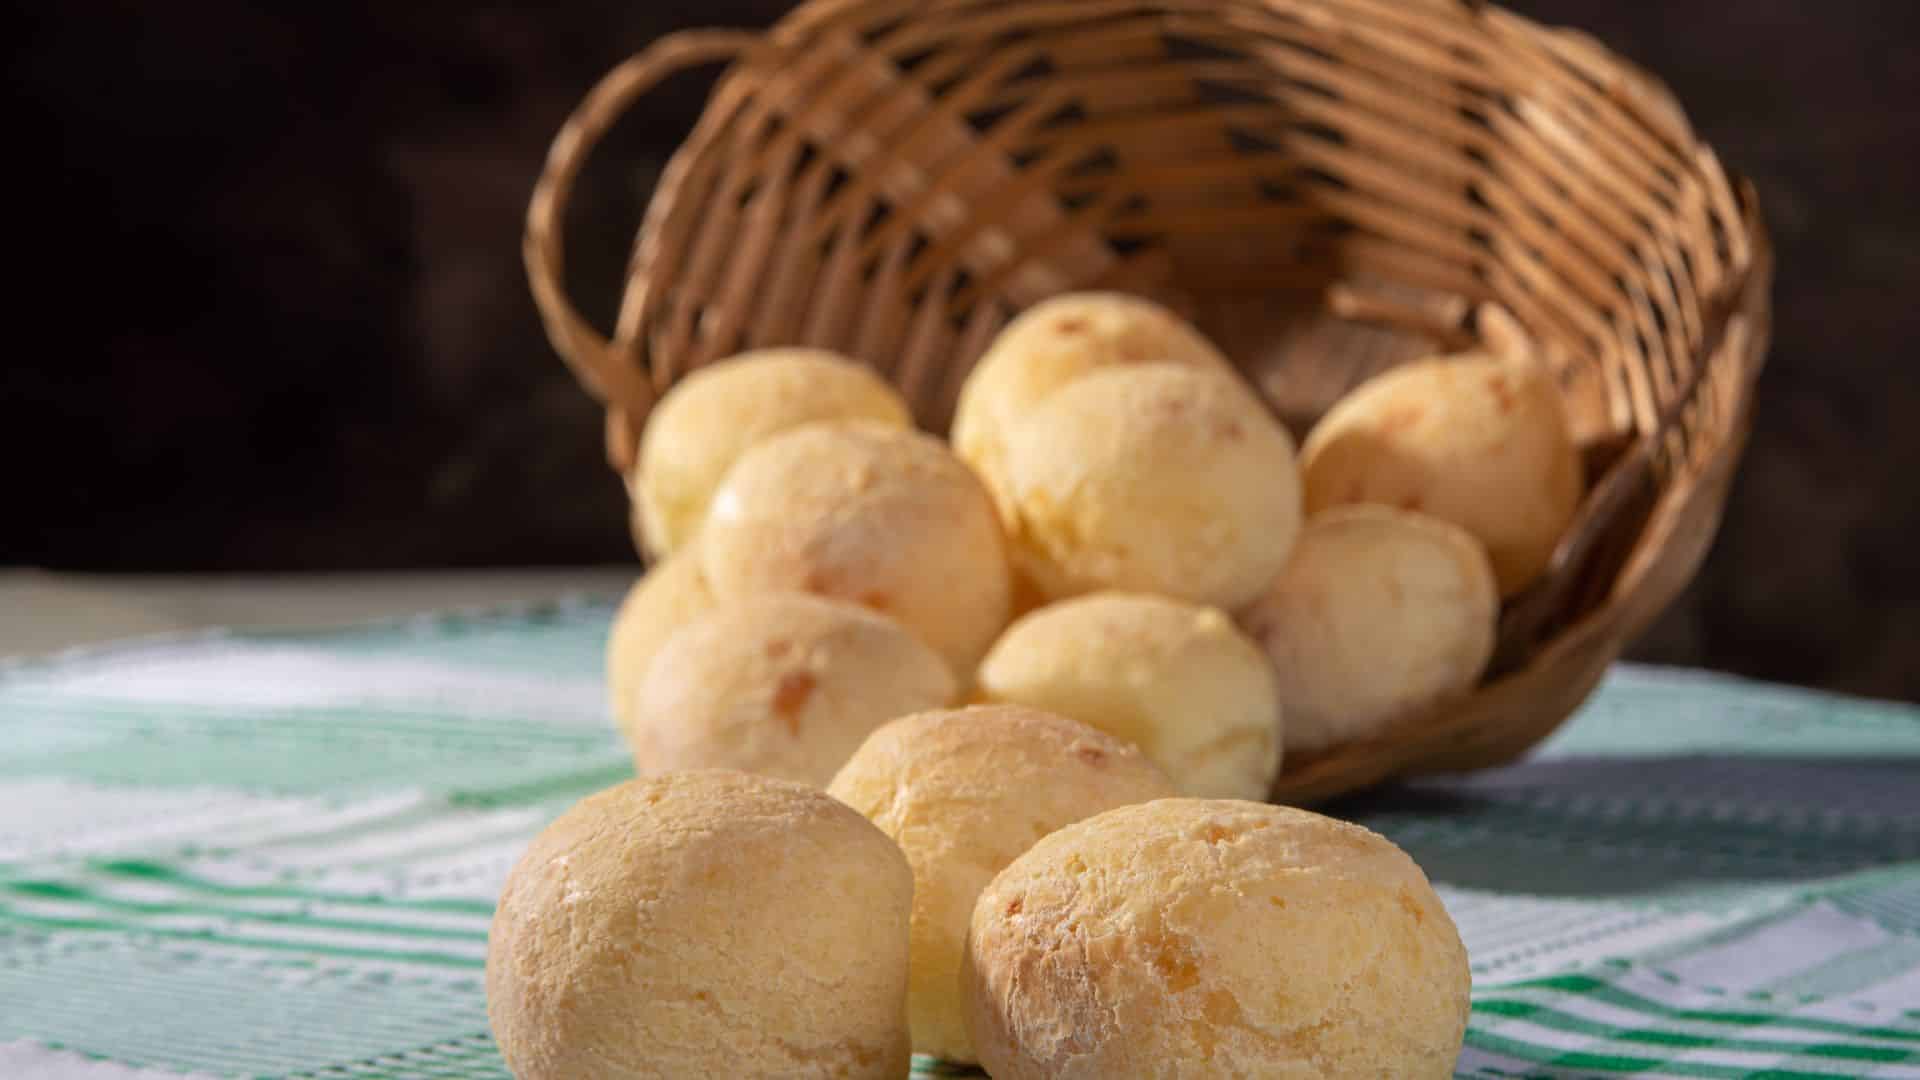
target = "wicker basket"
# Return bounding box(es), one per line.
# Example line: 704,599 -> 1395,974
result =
528,0 -> 1771,803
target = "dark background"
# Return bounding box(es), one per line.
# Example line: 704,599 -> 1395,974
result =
7,2 -> 1917,700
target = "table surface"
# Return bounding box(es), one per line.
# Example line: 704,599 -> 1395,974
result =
2,577 -> 1917,1078
0,568 -> 638,659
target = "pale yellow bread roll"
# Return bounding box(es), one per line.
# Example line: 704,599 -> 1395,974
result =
976,592 -> 1281,801
1243,506 -> 1498,754
1301,353 -> 1582,596
606,550 -> 715,740
827,707 -> 1175,1063
628,593 -> 957,787
1001,365 -> 1302,609
701,421 -> 1012,674
953,292 -> 1234,520
486,770 -> 913,1079
964,799 -> 1470,1079
633,348 -> 910,556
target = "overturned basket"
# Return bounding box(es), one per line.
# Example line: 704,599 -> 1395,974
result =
529,0 -> 1770,803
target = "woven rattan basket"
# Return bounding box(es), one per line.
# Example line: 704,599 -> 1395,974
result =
528,0 -> 1771,803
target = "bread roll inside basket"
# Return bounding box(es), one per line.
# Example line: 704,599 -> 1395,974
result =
528,0 -> 1772,803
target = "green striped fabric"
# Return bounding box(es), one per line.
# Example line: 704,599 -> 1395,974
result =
2,599 -> 1916,1078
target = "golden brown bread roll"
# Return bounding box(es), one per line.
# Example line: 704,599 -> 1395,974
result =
827,706 -> 1176,1063
1242,506 -> 1499,754
633,348 -> 910,556
976,592 -> 1282,800
1301,354 -> 1582,597
627,593 -> 956,786
999,365 -> 1303,609
964,799 -> 1470,1078
605,549 -> 716,739
486,770 -> 913,1079
954,292 -> 1234,521
700,421 -> 1012,674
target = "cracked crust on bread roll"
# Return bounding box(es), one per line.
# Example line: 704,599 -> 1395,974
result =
486,770 -> 914,1079
954,292 -> 1234,523
1301,354 -> 1581,597
964,799 -> 1470,1078
634,348 -> 911,556
1242,506 -> 1498,755
627,593 -> 956,787
828,706 -> 1175,1063
977,592 -> 1282,801
700,422 -> 1012,674
998,365 -> 1302,610
606,549 -> 716,740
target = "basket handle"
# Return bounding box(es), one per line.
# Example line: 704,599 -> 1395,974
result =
524,30 -> 759,424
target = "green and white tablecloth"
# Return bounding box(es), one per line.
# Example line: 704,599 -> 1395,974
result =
1,599 -> 1916,1078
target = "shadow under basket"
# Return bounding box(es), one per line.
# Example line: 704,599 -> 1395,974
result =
528,0 -> 1772,804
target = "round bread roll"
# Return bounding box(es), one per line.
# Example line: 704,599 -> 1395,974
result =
487,771 -> 913,1079
606,550 -> 716,740
1000,365 -> 1302,609
976,592 -> 1281,801
1243,507 -> 1499,754
953,292 -> 1234,519
629,593 -> 957,787
1301,354 -> 1582,596
827,706 -> 1176,1063
700,422 -> 1012,674
964,799 -> 1470,1079
633,348 -> 911,556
